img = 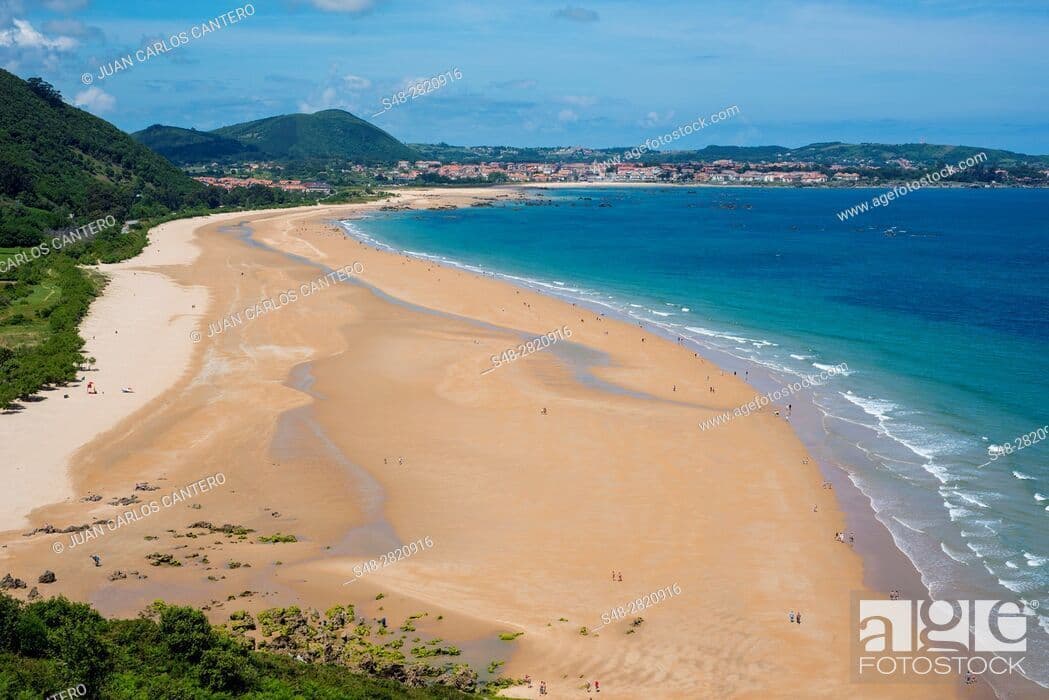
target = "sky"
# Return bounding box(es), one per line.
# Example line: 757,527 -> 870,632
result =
1,0 -> 1047,153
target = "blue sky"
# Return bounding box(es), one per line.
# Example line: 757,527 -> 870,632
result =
2,0 -> 1047,153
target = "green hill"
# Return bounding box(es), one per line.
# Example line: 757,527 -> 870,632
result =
132,124 -> 259,165
212,109 -> 419,164
0,70 -> 202,247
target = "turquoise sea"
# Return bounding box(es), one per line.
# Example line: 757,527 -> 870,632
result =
342,186 -> 1049,690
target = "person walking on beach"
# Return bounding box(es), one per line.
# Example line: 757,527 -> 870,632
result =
617,572 -> 623,582
789,610 -> 795,623
539,681 -> 547,695
91,554 -> 101,567
586,681 -> 592,693
796,612 -> 802,624
594,680 -> 600,692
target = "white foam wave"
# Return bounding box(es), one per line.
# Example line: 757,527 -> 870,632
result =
1023,553 -> 1048,567
1014,470 -> 1035,480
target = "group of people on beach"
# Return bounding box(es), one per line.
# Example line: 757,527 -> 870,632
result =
610,570 -> 623,582
524,676 -> 548,695
788,610 -> 803,624
834,531 -> 854,545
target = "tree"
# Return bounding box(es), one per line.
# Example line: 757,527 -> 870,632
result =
159,605 -> 216,661
26,78 -> 63,107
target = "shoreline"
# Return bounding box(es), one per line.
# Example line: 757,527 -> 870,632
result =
0,190 -> 974,697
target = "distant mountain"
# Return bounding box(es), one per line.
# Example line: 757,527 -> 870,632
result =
412,140 -> 1049,168
0,70 -> 202,246
212,109 -> 419,164
133,125 -> 259,165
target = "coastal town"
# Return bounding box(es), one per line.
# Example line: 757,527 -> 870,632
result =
191,155 -> 1049,192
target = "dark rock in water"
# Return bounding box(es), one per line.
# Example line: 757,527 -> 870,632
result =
27,587 -> 40,600
108,570 -> 128,581
38,570 -> 56,584
0,574 -> 27,590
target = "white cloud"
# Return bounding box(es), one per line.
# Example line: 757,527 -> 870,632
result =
343,73 -> 371,90
0,18 -> 76,51
558,109 -> 578,123
74,85 -> 114,113
562,95 -> 596,107
554,6 -> 599,22
639,110 -> 676,128
310,0 -> 375,12
43,0 -> 88,11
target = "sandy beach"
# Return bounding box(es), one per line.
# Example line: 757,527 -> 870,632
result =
0,189 -> 966,697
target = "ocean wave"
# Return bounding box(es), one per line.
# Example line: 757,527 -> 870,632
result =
890,515 -> 925,534
813,362 -> 852,376
1014,470 -> 1036,480
941,542 -> 972,564
1036,493 -> 1046,502
1024,553 -> 1048,567
790,353 -> 811,361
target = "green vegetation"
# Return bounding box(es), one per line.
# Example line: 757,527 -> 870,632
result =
258,533 -> 298,544
497,632 -> 523,641
132,125 -> 260,164
0,593 -> 476,698
0,71 -> 389,409
177,109 -> 420,165
0,69 -> 199,248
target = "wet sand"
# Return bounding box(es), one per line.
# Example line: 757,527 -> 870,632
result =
0,189 -> 963,697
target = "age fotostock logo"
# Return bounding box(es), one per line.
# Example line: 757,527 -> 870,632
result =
855,598 -> 1029,681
